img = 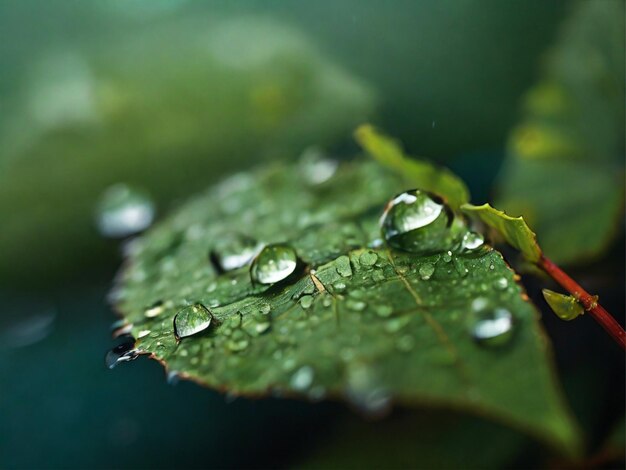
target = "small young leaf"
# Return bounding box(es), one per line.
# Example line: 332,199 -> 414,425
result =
542,289 -> 585,321
461,203 -> 542,263
114,159 -> 580,454
354,124 -> 470,209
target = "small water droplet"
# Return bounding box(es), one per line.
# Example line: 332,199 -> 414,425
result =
359,251 -> 378,267
374,305 -> 393,318
494,277 -> 508,290
345,363 -> 391,415
250,244 -> 298,285
332,281 -> 346,293
443,251 -> 453,262
137,329 -> 151,339
471,307 -> 514,346
173,303 -> 212,340
95,183 -> 155,238
299,295 -> 314,309
380,189 -> 455,254
299,147 -> 338,184
418,263 -> 435,280
346,299 -> 367,312
460,231 -> 485,251
335,255 -> 353,278
144,300 -> 164,318
227,330 -> 250,352
105,338 -> 139,369
290,365 -> 314,390
210,233 -> 261,272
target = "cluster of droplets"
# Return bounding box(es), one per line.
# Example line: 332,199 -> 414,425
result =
107,182 -> 519,414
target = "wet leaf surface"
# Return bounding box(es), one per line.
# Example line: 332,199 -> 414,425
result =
114,159 -> 579,453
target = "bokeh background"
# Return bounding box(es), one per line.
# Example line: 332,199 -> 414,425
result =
0,1 -> 623,468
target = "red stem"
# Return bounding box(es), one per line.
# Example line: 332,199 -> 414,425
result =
540,256 -> 625,350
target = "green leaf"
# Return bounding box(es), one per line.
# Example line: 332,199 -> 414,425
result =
495,1 -> 625,265
114,159 -> 579,454
542,289 -> 585,321
354,124 -> 470,209
461,203 -> 542,263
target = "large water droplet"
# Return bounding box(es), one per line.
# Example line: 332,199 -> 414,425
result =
173,303 -> 212,340
210,233 -> 261,272
95,183 -> 155,238
250,244 -> 298,285
105,337 -> 139,369
471,307 -> 514,346
542,289 -> 585,321
380,190 -> 454,254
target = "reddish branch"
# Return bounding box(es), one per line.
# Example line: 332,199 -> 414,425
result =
540,256 -> 625,350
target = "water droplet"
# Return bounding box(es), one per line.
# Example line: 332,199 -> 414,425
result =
137,329 -> 151,339
144,300 -> 164,318
380,189 -> 456,254
290,365 -> 314,390
345,363 -> 391,415
210,233 -> 261,272
346,299 -> 367,312
105,338 -> 139,369
384,316 -> 411,333
452,256 -> 469,277
374,304 -> 393,318
418,263 -> 435,280
335,255 -> 353,278
250,244 -> 298,285
332,281 -> 346,293
494,277 -> 508,290
359,251 -> 378,267
299,295 -> 314,309
95,183 -> 155,238
227,330 -> 250,352
542,289 -> 585,321
443,251 -> 452,263
299,147 -> 338,184
173,303 -> 212,340
471,307 -> 514,346
460,231 -> 485,251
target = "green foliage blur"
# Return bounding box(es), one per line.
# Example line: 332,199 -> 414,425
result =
0,1 -> 623,469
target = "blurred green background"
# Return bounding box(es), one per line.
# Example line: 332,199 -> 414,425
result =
0,1 -> 623,468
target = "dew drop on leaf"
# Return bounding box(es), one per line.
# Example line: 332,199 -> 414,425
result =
298,147 -> 338,185
173,303 -> 212,340
250,244 -> 298,285
227,330 -> 250,352
380,189 -> 455,254
494,277 -> 509,290
299,295 -> 314,309
95,183 -> 155,238
290,365 -> 314,390
144,300 -> 164,318
418,263 -> 435,280
105,337 -> 139,369
470,307 -> 514,347
460,231 -> 485,251
359,251 -> 378,267
210,233 -> 261,272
